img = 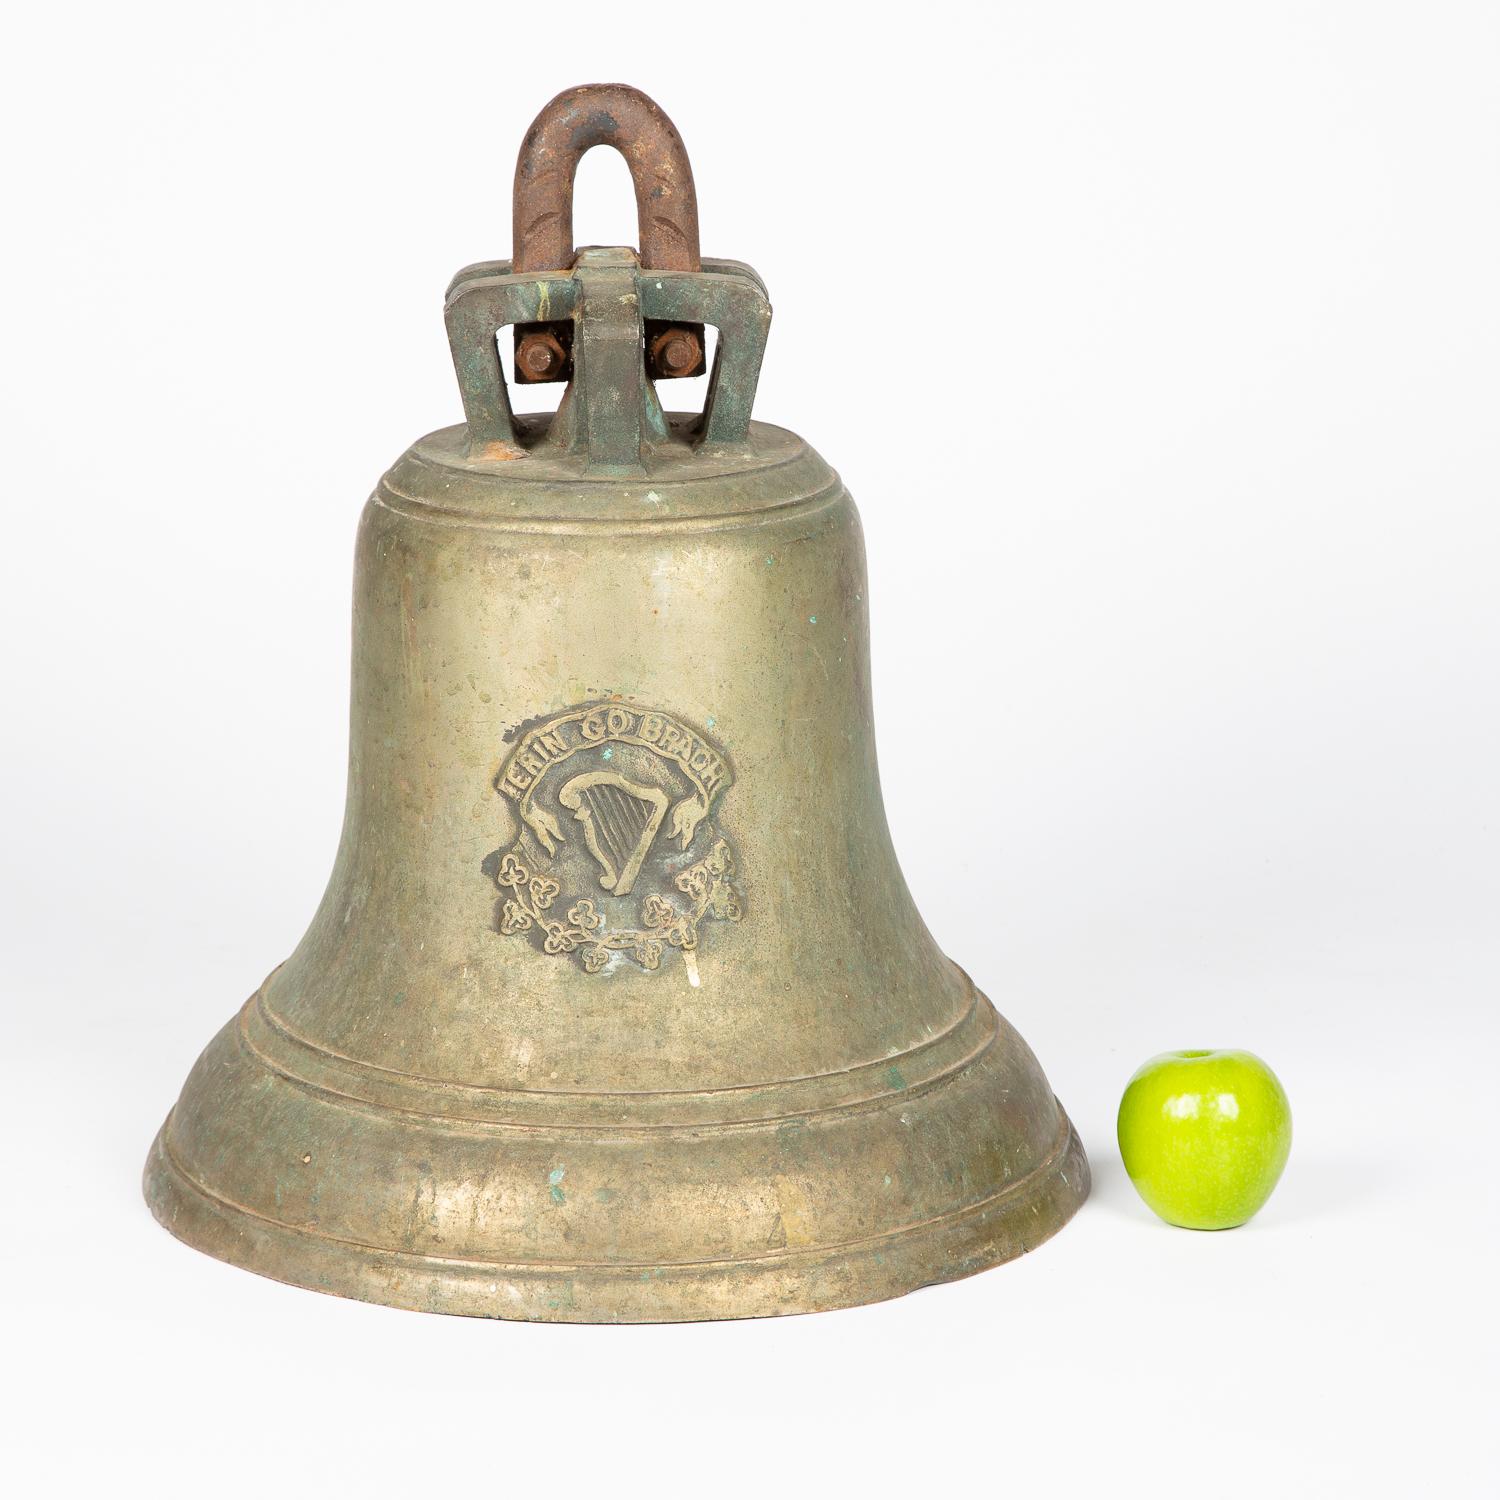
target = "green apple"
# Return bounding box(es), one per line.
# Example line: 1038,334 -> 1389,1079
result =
1117,1049 -> 1291,1229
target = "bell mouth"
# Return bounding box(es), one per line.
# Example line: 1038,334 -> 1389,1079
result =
143,979 -> 1090,1323
143,1109 -> 1089,1324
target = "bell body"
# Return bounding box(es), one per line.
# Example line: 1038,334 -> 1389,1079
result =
145,415 -> 1088,1320
146,85 -> 1087,1320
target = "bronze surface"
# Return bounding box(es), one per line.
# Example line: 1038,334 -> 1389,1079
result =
144,85 -> 1088,1321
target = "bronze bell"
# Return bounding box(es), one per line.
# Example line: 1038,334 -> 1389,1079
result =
145,83 -> 1089,1321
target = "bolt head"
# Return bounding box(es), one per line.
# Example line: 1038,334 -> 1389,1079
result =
516,329 -> 568,382
522,342 -> 556,376
650,327 -> 703,378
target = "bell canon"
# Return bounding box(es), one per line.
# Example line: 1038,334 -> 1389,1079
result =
145,83 -> 1090,1321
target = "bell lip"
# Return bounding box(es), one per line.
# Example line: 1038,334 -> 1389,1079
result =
142,1108 -> 1089,1324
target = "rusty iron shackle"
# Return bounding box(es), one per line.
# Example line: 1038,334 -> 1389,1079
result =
513,83 -> 702,274
512,84 -> 705,382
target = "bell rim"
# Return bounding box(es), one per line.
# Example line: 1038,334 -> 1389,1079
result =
143,1109 -> 1089,1323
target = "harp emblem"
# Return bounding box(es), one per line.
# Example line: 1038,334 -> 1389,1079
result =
486,700 -> 742,977
558,771 -> 669,897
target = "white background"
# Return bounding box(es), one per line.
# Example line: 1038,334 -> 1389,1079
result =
4,2 -> 1496,1494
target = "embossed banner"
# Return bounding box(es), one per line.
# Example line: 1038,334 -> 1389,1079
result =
497,702 -> 733,855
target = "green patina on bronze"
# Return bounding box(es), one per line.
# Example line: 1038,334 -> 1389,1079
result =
144,83 -> 1088,1322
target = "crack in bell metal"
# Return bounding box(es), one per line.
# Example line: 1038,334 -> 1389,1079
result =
144,83 -> 1090,1321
